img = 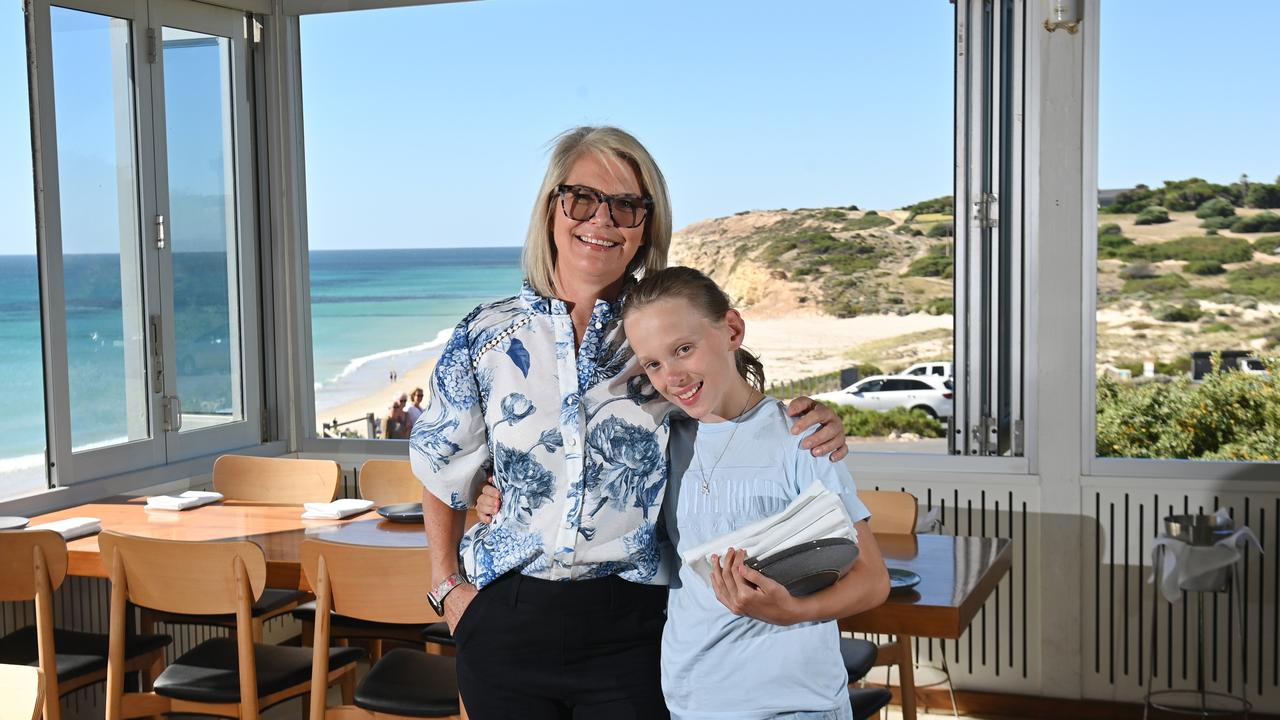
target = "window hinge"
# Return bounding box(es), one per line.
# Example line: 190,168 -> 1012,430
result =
154,214 -> 166,249
162,395 -> 182,432
1012,419 -> 1024,456
983,416 -> 999,455
149,314 -> 164,392
248,16 -> 263,45
146,27 -> 157,64
973,192 -> 999,229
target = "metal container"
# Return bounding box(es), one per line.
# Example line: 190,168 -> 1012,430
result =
1163,513 -> 1233,547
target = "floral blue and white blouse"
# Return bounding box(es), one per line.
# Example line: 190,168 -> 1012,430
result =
410,281 -> 672,589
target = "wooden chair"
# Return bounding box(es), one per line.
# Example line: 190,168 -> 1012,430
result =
100,530 -> 363,720
357,459 -> 421,506
0,664 -> 44,720
142,455 -> 342,642
301,538 -> 463,720
0,530 -> 169,720
852,491 -> 954,718
212,455 -> 341,505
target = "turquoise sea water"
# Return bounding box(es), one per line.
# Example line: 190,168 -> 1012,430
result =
0,247 -> 524,471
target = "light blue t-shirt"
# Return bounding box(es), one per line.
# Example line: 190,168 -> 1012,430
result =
660,397 -> 871,720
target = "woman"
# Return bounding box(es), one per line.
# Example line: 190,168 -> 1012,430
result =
383,392 -> 409,440
411,126 -> 848,719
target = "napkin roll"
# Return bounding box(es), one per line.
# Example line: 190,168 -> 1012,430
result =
146,490 -> 224,511
27,517 -> 102,541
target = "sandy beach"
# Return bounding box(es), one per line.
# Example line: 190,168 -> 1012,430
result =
314,311 -> 954,437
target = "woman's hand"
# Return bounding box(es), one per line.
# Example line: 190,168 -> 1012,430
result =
708,548 -> 799,626
787,396 -> 849,461
475,478 -> 501,524
442,582 -> 478,635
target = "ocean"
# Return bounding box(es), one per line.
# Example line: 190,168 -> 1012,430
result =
0,247 -> 525,477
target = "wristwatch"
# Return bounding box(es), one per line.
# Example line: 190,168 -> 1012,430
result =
427,573 -> 469,616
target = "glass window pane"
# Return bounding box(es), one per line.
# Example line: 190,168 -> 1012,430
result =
162,27 -> 244,430
1095,1 -> 1280,462
300,2 -> 955,451
51,6 -> 151,452
0,5 -> 46,500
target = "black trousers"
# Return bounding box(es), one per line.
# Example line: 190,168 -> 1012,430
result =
453,572 -> 670,720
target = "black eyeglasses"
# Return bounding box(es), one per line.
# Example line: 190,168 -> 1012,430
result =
554,184 -> 653,229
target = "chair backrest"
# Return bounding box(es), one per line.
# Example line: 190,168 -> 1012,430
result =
0,530 -> 67,601
0,664 -> 44,720
300,539 -> 434,625
98,531 -> 266,616
213,454 -> 341,504
858,490 -> 919,535
358,459 -> 422,506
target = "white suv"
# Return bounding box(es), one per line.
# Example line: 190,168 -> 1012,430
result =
901,361 -> 953,380
814,375 -> 954,419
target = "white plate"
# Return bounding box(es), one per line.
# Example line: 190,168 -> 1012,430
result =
0,516 -> 31,530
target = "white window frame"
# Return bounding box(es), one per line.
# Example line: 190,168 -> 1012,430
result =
1079,0 -> 1278,483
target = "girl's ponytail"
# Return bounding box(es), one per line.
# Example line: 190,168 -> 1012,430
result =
735,348 -> 765,393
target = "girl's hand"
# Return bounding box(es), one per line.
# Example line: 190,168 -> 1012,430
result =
709,548 -> 799,626
787,396 -> 849,461
475,477 -> 501,524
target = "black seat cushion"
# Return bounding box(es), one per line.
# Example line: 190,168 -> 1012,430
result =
0,626 -> 171,683
355,648 -> 458,717
291,600 -> 432,634
420,622 -> 454,647
153,637 -> 363,703
840,637 -> 879,682
154,588 -> 307,625
849,687 -> 893,720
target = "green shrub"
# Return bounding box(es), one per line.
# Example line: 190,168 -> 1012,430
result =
1202,321 -> 1234,333
1245,183 -> 1280,209
1200,216 -> 1235,230
1102,185 -> 1157,214
1135,206 -> 1172,225
904,254 -> 953,279
1231,212 -> 1280,233
1254,235 -> 1280,254
923,297 -> 954,315
820,402 -> 945,438
1096,358 -> 1280,460
1184,261 -> 1225,275
1195,197 -> 1236,219
1099,222 -> 1123,236
1226,263 -> 1280,300
1098,233 -> 1135,257
1113,236 -> 1253,264
1122,273 -> 1190,296
902,195 -> 954,221
1154,301 -> 1203,322
895,225 -> 924,237
925,222 -> 954,238
842,213 -> 895,232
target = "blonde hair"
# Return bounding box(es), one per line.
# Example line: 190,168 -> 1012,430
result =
522,127 -> 672,298
622,266 -> 765,392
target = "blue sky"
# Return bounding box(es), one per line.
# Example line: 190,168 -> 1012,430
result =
2,0 -> 1278,254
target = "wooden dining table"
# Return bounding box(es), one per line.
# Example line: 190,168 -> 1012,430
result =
839,532 -> 1013,720
32,497 -> 1011,720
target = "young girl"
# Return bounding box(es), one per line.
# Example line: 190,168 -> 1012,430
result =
623,266 -> 889,720
475,266 -> 889,718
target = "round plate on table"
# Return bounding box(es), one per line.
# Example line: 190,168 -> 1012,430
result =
377,503 -> 424,524
888,568 -> 922,593
0,516 -> 30,530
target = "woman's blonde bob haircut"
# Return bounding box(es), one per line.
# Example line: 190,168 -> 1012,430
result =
522,126 -> 672,298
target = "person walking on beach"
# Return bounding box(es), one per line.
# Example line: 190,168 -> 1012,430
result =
411,126 -> 849,719
405,387 -> 425,431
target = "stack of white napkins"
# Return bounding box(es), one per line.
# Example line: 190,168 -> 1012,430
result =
682,479 -> 857,589
146,490 -> 224,511
301,498 -> 374,520
28,517 -> 101,541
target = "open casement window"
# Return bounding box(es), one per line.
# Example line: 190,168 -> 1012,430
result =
952,0 -> 1028,457
28,0 -> 262,487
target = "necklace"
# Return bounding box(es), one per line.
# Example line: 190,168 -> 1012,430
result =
693,390 -> 761,495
